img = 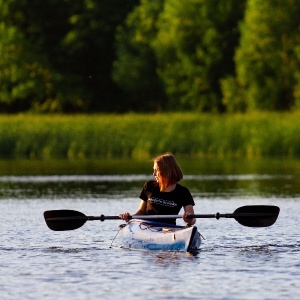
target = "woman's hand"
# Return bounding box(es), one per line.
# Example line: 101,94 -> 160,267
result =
183,205 -> 196,225
119,212 -> 131,222
183,212 -> 196,226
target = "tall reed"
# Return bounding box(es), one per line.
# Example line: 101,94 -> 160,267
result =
0,112 -> 299,159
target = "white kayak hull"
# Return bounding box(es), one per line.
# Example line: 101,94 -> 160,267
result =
118,219 -> 201,253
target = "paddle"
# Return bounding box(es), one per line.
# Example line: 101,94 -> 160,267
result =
44,205 -> 280,231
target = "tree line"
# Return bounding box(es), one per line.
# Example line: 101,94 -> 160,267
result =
0,0 -> 299,113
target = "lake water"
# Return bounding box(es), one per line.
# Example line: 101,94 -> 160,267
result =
0,161 -> 300,300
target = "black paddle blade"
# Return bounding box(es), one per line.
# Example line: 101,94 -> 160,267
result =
233,205 -> 280,227
44,210 -> 87,231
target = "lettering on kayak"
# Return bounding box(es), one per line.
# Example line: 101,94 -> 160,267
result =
149,197 -> 177,207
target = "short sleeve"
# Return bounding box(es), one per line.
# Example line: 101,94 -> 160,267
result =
139,181 -> 150,201
181,186 -> 195,207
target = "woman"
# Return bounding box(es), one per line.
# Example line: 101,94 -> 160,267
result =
119,153 -> 196,225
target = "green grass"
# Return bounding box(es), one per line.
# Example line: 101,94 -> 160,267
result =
0,112 -> 300,159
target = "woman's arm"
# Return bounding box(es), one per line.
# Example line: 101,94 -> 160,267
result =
183,204 -> 196,225
133,200 -> 147,215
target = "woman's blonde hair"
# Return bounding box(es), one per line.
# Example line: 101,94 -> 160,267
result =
153,153 -> 183,191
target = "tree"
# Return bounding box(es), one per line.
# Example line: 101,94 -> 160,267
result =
294,45 -> 300,108
112,0 -> 166,111
62,0 -> 139,112
153,0 -> 245,111
0,0 -> 139,112
227,0 -> 300,111
0,0 -> 66,112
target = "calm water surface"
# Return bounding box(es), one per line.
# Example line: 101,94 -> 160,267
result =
0,170 -> 299,300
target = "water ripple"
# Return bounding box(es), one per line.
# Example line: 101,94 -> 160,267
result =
0,174 -> 294,183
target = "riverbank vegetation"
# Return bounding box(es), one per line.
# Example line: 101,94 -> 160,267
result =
1,112 -> 299,160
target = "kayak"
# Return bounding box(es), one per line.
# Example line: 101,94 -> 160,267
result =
118,219 -> 201,253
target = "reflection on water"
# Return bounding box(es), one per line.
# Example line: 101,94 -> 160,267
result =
0,173 -> 294,182
0,173 -> 299,200
0,175 -> 152,183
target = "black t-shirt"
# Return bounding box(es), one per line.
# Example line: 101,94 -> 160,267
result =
139,180 -> 195,224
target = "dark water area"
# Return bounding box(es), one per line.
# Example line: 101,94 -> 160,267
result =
1,157 -> 300,197
0,158 -> 299,299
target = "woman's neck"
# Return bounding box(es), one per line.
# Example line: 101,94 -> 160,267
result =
161,183 -> 177,192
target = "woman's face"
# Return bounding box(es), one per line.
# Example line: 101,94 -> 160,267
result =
153,162 -> 160,183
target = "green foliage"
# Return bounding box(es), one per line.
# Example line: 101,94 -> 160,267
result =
0,113 -> 300,159
153,0 -> 245,111
0,5 -> 60,112
220,76 -> 247,112
112,0 -> 166,111
0,0 -> 138,112
231,0 -> 300,111
1,0 -> 300,113
61,0 -> 139,111
0,0 -> 79,112
293,45 -> 300,108
113,0 -> 245,112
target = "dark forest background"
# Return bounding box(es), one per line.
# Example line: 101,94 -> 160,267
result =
1,0 -> 300,113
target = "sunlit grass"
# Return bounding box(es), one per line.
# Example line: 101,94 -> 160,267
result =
0,112 -> 299,159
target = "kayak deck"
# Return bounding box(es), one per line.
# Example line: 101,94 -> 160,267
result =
118,219 -> 201,253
